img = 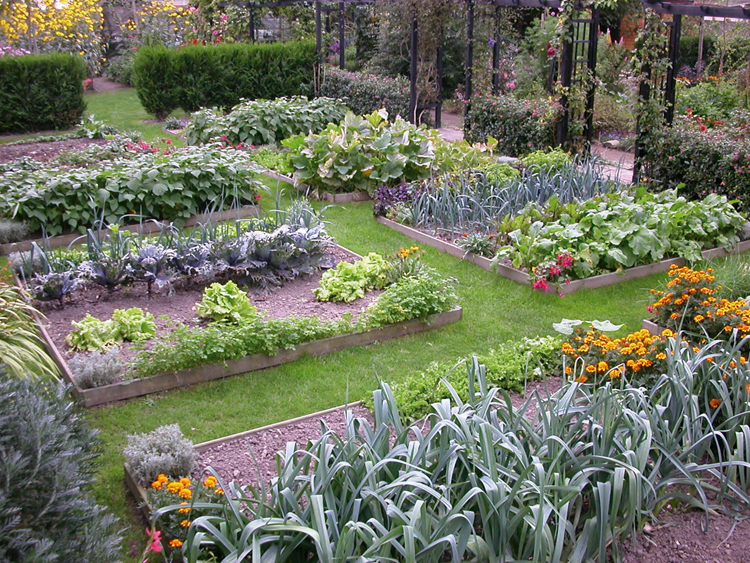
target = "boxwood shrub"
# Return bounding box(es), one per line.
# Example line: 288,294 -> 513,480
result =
319,68 -> 411,120
641,122 -> 750,212
0,53 -> 86,133
464,94 -> 561,157
133,41 -> 317,119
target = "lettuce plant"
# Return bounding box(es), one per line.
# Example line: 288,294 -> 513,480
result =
65,308 -> 156,352
313,252 -> 391,303
194,281 -> 257,324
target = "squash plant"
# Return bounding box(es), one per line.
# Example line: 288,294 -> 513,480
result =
284,109 -> 437,195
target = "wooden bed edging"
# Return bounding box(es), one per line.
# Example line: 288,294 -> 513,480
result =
0,205 -> 261,256
259,169 -> 371,204
49,307 -> 461,407
124,400 -> 364,522
377,217 -> 750,295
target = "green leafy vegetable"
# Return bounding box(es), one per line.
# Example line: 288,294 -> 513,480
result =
194,281 -> 257,324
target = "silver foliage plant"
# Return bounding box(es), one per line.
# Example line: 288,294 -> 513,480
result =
124,424 -> 195,486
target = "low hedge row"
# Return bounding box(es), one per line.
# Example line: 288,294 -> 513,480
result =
641,123 -> 750,212
132,41 -> 317,119
464,94 -> 561,157
0,53 -> 86,134
319,68 -> 411,121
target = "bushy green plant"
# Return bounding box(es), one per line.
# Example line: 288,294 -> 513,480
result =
640,119 -> 750,212
313,252 -> 391,302
464,94 -> 561,156
185,96 -> 347,146
65,308 -> 156,352
319,68 -> 411,120
676,78 -> 743,122
68,348 -> 124,389
389,335 -> 561,422
0,282 -> 59,379
0,370 -> 122,562
285,110 -> 437,195
123,424 -> 196,487
0,217 -> 29,244
0,145 -> 264,235
493,188 -> 745,280
0,53 -> 86,133
246,146 -> 292,174
194,281 -> 257,324
360,268 -> 458,327
520,147 -> 572,173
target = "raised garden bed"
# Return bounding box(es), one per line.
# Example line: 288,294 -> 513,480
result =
23,242 -> 461,407
259,168 -> 371,203
377,217 -> 750,295
0,204 -> 260,255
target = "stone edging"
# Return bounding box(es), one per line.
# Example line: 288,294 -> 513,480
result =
377,217 -> 750,295
124,401 -> 363,522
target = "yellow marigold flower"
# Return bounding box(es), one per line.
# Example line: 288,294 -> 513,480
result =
178,502 -> 191,514
166,481 -> 184,493
158,474 -> 169,483
730,361 -> 737,368
670,312 -> 679,320
597,361 -> 608,372
609,368 -> 622,379
169,539 -> 183,548
578,344 -> 590,353
151,480 -> 163,490
655,352 -> 667,360
203,476 -> 218,488
214,487 -> 224,495
660,329 -> 674,338
565,366 -> 573,375
741,356 -> 747,364
694,314 -> 705,323
179,488 -> 192,500
180,519 -> 191,527
709,398 -> 721,409
410,246 -> 419,252
585,364 -> 596,373
575,374 -> 588,383
724,326 -> 734,332
179,477 -> 191,487
692,346 -> 700,353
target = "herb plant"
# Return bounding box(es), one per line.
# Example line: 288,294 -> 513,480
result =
123,424 -> 195,486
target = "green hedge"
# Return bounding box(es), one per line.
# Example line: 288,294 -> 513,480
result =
132,41 -> 317,119
319,68 -> 411,120
641,123 -> 750,212
464,94 -> 561,157
0,53 -> 86,133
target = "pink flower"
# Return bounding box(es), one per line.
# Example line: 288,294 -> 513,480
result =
145,528 -> 163,553
548,265 -> 561,277
165,139 -> 172,145
221,13 -> 227,20
532,278 -> 549,291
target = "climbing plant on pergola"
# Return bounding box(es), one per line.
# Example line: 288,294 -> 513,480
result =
223,0 -> 750,156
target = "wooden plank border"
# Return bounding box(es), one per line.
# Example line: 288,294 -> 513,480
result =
0,205 -> 261,256
123,400 -> 364,522
377,217 -> 750,295
258,169 -> 370,204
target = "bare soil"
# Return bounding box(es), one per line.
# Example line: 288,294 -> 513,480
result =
37,245 -> 380,371
0,137 -> 110,164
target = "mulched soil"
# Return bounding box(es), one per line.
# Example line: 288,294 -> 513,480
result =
37,245 -> 379,372
0,137 -> 110,164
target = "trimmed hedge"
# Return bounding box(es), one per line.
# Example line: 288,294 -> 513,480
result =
319,68 -> 411,120
132,41 -> 317,119
641,123 -> 750,212
464,94 -> 561,157
0,53 -> 86,133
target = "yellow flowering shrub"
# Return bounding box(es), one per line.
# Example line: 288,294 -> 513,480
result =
649,264 -> 750,341
562,325 -> 670,385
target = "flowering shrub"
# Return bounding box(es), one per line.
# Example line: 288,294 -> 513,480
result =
641,115 -> 750,211
648,264 -> 750,340
464,94 -> 561,157
559,322 -> 670,386
320,68 -> 411,121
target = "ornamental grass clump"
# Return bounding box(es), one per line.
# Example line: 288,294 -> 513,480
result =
649,264 -> 750,341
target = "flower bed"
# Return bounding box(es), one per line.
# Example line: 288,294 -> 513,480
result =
378,216 -> 750,294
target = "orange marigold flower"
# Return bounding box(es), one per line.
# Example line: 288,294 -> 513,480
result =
179,488 -> 192,500
709,398 -> 721,409
661,329 -> 675,338
178,502 -> 191,514
179,477 -> 191,487
158,474 -> 169,484
585,364 -> 596,373
575,374 -> 588,383
597,361 -> 608,372
694,314 -> 705,323
578,343 -> 590,353
655,352 -> 667,360
203,476 -> 218,488
166,482 -> 183,494
746,383 -> 750,394
214,487 -> 224,495
565,366 -> 573,375
180,519 -> 191,527
151,480 -> 163,490
609,369 -> 622,379
169,539 -> 183,548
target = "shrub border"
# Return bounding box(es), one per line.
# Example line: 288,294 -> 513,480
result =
19,242 -> 461,407
0,204 -> 261,255
376,217 -> 750,294
124,401 -> 363,521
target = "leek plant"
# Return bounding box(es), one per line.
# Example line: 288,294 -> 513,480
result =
155,336 -> 750,563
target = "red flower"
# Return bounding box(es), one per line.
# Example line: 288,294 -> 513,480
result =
253,194 -> 261,201
145,528 -> 163,553
165,139 -> 172,145
532,278 -> 549,291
